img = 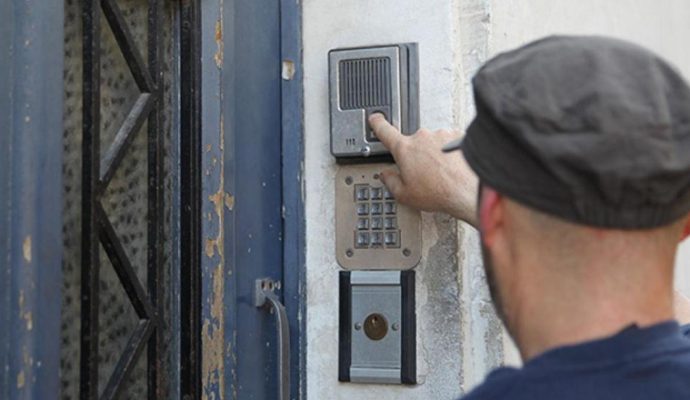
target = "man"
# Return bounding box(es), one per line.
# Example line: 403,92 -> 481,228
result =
368,36 -> 690,399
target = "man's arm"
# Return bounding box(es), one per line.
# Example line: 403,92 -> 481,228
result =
368,113 -> 479,227
675,291 -> 690,337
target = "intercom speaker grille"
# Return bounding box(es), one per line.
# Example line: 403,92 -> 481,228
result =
339,57 -> 392,110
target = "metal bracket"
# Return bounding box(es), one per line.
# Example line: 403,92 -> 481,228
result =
254,278 -> 290,400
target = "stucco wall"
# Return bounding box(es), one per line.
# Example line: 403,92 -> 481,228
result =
303,0 -> 503,398
302,1 -> 690,399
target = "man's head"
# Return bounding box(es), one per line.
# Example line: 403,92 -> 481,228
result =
477,182 -> 690,354
443,35 -> 690,358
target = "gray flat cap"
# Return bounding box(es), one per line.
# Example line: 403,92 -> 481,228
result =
445,35 -> 690,229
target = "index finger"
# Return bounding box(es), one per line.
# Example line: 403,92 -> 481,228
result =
368,113 -> 404,153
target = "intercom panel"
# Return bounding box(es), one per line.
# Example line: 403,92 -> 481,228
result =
329,43 -> 419,161
335,165 -> 422,270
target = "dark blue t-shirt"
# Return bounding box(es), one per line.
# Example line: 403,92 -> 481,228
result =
463,321 -> 690,400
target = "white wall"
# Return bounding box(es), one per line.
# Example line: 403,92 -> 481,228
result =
487,0 -> 690,298
302,0 -> 503,398
302,1 -> 690,399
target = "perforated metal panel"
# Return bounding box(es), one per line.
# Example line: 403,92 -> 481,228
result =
338,57 -> 391,110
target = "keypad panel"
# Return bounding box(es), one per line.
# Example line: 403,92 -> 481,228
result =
353,184 -> 401,249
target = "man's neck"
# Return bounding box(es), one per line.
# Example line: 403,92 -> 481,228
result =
507,253 -> 675,361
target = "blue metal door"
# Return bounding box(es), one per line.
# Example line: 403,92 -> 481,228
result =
200,0 -> 304,399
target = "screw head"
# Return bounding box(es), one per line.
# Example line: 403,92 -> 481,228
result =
403,248 -> 411,257
345,176 -> 353,185
354,323 -> 362,330
392,323 -> 400,331
346,249 -> 354,258
361,145 -> 371,157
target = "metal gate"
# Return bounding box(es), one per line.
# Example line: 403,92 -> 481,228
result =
61,0 -> 201,398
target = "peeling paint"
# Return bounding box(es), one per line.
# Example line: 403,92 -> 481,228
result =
202,263 -> 225,399
17,371 -> 25,389
214,20 -> 224,68
224,193 -> 234,211
23,235 -> 31,262
203,101 -> 226,398
282,59 -> 296,80
24,311 -> 33,331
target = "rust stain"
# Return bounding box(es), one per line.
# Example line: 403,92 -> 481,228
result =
224,193 -> 234,211
24,311 -> 33,331
203,113 -> 226,399
202,263 -> 225,399
22,236 -> 31,263
17,371 -> 25,389
214,19 -> 223,68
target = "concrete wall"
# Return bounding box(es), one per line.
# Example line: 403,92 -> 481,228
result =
302,0 -> 690,399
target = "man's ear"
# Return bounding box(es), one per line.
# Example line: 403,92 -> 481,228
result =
478,186 -> 504,247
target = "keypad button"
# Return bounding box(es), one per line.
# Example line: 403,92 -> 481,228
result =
384,202 -> 396,215
370,187 -> 383,200
371,232 -> 383,247
357,203 -> 370,216
356,232 -> 370,248
384,217 -> 397,230
357,218 -> 369,230
371,202 -> 383,215
355,185 -> 370,201
371,217 -> 383,230
384,231 -> 399,247
383,188 -> 394,200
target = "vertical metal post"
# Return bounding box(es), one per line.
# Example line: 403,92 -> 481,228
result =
179,0 -> 203,397
81,0 -> 102,398
0,0 -> 65,399
148,0 -> 164,397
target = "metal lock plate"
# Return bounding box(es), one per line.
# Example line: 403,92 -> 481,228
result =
335,164 -> 422,270
339,271 -> 416,385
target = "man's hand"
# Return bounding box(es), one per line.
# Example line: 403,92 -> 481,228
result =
368,113 -> 479,227
675,291 -> 690,325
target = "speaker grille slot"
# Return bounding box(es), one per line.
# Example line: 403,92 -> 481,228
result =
339,57 -> 391,110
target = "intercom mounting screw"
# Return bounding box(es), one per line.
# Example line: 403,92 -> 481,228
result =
354,323 -> 362,330
345,176 -> 353,185
403,248 -> 411,257
392,323 -> 400,331
346,249 -> 354,258
361,145 -> 371,157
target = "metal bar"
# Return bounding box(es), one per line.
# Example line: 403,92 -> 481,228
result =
280,0 -> 307,396
99,93 -> 154,188
81,0 -> 102,397
100,0 -> 155,92
100,320 -> 155,400
97,204 -> 155,319
0,0 -> 12,395
147,0 -> 165,397
0,0 -> 64,397
179,0 -> 203,397
254,279 -> 290,400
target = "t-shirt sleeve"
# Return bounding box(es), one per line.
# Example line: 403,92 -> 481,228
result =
683,324 -> 690,339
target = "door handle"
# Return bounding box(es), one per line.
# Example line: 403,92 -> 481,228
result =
254,278 -> 290,400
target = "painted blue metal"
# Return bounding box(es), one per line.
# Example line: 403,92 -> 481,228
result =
199,0 -> 225,397
199,0 -> 304,398
0,1 -> 64,399
223,0 -> 285,398
0,1 -> 13,398
280,0 -> 307,398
